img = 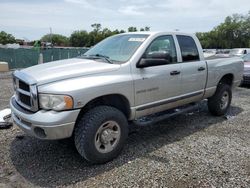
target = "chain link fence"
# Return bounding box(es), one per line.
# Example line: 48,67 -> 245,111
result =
0,47 -> 89,69
0,47 -> 89,110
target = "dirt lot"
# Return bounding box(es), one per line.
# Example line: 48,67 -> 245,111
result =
0,75 -> 249,188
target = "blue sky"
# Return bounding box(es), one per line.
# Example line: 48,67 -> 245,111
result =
1,0 -> 249,40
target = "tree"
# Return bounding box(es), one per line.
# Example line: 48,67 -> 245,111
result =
119,30 -> 126,33
91,23 -> 102,33
140,26 -> 150,31
128,27 -> 137,32
0,31 -> 16,44
196,11 -> 250,49
145,26 -> 150,31
70,24 -> 128,47
41,34 -> 69,46
70,30 -> 90,47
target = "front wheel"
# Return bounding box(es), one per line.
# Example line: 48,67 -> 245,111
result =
74,106 -> 128,164
207,84 -> 232,116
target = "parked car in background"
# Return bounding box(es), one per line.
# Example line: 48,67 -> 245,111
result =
203,49 -> 216,58
242,53 -> 250,84
229,48 -> 250,57
215,49 -> 230,58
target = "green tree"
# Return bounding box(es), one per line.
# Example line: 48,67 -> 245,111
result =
91,23 -> 102,33
196,11 -> 250,49
69,30 -> 90,47
145,26 -> 150,31
41,34 -> 69,46
119,30 -> 126,33
140,26 -> 150,31
70,24 -> 128,47
0,31 -> 16,44
128,27 -> 138,32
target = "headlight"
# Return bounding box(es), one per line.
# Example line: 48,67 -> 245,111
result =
39,94 -> 73,111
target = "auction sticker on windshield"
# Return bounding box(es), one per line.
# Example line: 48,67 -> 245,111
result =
128,38 -> 146,42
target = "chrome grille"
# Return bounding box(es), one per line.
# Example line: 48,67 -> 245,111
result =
13,74 -> 38,112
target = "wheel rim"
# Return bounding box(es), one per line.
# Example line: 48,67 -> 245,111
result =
94,120 -> 121,153
220,91 -> 229,109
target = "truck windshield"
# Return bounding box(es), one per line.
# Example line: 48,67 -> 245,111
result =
81,34 -> 149,63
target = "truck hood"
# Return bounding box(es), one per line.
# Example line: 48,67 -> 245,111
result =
20,58 -> 120,85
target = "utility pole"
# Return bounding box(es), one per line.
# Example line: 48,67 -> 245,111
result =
50,27 -> 52,46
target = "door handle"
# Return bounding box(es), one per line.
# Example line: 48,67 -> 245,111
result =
198,67 -> 205,71
170,70 -> 181,75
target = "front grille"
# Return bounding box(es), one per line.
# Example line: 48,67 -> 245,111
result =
13,73 -> 38,112
19,92 -> 31,106
19,80 -> 30,92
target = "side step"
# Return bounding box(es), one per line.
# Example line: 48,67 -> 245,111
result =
132,103 -> 200,127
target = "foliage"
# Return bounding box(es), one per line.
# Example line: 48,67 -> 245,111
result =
196,12 -> 250,49
128,26 -> 150,32
3,11 -> 250,49
70,24 -> 128,47
128,27 -> 137,32
41,34 -> 69,46
0,31 -> 16,45
69,24 -> 151,47
140,27 -> 150,31
1,24 -> 151,47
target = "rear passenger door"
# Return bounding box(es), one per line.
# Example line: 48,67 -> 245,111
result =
176,35 -> 207,100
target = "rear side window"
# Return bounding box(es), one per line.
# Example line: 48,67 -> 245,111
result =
177,35 -> 200,62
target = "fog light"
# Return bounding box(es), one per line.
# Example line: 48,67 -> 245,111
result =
34,127 -> 46,138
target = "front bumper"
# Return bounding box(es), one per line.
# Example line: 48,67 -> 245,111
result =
10,97 -> 80,140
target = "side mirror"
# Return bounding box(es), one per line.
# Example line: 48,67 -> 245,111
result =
136,51 -> 170,68
147,51 -> 170,59
136,58 -> 169,68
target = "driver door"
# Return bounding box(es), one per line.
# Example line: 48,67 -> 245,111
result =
133,35 -> 182,117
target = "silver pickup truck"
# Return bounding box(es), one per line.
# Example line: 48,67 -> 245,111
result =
10,32 -> 243,163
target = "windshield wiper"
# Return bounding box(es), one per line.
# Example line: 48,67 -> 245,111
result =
87,54 -> 113,64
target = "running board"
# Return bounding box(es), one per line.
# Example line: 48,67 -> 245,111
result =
132,103 -> 199,127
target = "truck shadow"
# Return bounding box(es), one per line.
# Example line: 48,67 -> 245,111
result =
240,84 -> 250,89
10,103 -> 243,187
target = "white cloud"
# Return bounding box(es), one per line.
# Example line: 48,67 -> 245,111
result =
64,0 -> 94,9
0,0 -> 249,40
118,5 -> 145,16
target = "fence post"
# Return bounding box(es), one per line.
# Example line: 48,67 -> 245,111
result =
38,53 -> 43,64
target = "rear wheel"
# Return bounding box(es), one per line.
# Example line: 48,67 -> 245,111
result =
208,84 -> 232,116
74,105 -> 128,164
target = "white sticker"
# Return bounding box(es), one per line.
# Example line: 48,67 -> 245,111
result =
128,38 -> 146,42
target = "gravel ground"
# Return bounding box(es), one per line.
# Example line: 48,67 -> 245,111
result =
0,75 -> 249,188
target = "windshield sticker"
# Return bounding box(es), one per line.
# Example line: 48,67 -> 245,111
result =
128,38 -> 146,42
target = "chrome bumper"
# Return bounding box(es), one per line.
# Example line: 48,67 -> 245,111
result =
10,97 -> 80,140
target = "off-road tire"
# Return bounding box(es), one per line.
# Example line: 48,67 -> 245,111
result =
208,84 -> 232,116
74,105 -> 128,164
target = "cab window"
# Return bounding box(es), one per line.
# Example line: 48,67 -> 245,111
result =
144,35 -> 177,63
177,35 -> 200,62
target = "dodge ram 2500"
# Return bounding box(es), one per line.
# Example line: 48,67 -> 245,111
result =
10,32 -> 243,163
